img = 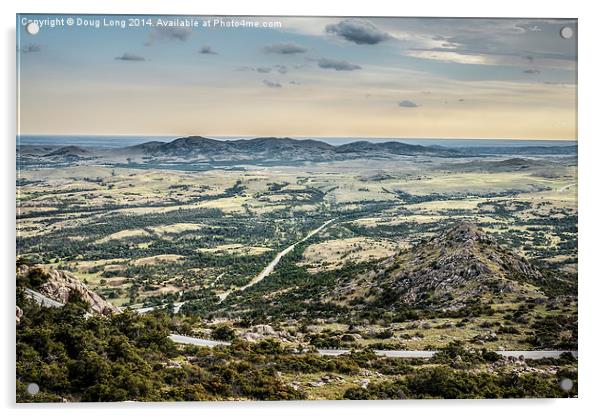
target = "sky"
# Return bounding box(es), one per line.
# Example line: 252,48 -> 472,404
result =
17,15 -> 577,140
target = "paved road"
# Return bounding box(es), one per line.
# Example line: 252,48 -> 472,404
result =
168,334 -> 230,347
135,301 -> 186,314
168,335 -> 577,359
23,289 -> 577,360
319,348 -> 577,359
24,288 -> 65,308
319,349 -> 436,358
217,218 -> 336,302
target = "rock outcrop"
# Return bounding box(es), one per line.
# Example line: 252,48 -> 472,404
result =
348,222 -> 548,311
16,306 -> 23,323
17,264 -> 121,315
240,324 -> 296,343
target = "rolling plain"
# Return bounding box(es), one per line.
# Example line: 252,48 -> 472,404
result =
16,137 -> 578,400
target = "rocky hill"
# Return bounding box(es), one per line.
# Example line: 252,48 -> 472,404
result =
334,223 -> 548,311
17,264 -> 121,315
125,136 -> 339,162
44,145 -> 90,158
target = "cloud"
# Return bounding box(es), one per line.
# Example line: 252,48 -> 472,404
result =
325,19 -> 392,45
145,27 -> 193,45
115,53 -> 146,61
317,58 -> 362,71
289,80 -> 301,85
263,43 -> 307,54
398,100 -> 418,108
392,19 -> 576,71
234,66 -> 287,74
405,49 -> 492,65
20,43 -> 41,53
524,68 -> 541,74
199,45 -> 218,55
274,65 -> 288,74
262,80 -> 282,88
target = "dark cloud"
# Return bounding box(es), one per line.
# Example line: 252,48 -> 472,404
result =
115,53 -> 146,62
256,67 -> 272,73
325,19 -> 392,45
262,80 -> 282,88
407,20 -> 576,68
274,65 -> 288,74
263,43 -> 307,54
317,58 -> 361,71
20,43 -> 41,53
289,80 -> 301,85
398,100 -> 418,108
199,45 -> 218,55
146,27 -> 193,45
524,68 -> 541,74
458,98 -> 465,102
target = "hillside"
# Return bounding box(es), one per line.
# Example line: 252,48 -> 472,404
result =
17,263 -> 121,315
44,146 -> 90,158
125,136 -> 338,162
334,223 -> 550,312
123,136 -> 460,162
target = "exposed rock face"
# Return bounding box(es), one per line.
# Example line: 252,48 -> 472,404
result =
240,324 -> 296,342
360,222 -> 546,311
17,264 -> 121,315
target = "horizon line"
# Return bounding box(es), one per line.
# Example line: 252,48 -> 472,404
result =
17,134 -> 578,142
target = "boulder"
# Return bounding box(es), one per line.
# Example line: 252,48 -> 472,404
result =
16,306 -> 23,323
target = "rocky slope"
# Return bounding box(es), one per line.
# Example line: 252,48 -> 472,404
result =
17,264 -> 121,315
335,222 -> 548,311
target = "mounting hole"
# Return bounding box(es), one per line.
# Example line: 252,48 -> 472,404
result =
26,22 -> 40,35
560,26 -> 573,40
559,378 -> 574,392
26,382 -> 40,395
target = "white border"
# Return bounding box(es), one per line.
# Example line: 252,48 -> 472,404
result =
2,1 -> 600,416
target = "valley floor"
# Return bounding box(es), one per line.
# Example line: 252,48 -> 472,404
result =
16,150 -> 578,400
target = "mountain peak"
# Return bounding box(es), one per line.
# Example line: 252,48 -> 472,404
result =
343,222 -> 546,311
431,222 -> 494,247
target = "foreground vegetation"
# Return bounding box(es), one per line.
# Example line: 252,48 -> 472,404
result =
16,296 -> 577,402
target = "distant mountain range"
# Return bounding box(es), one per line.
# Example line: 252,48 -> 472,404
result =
122,136 -> 462,161
17,136 -> 578,166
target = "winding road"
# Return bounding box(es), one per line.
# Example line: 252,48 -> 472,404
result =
217,218 -> 336,302
23,288 -> 577,360
167,335 -> 577,359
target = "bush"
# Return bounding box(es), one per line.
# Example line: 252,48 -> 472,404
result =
211,324 -> 236,342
